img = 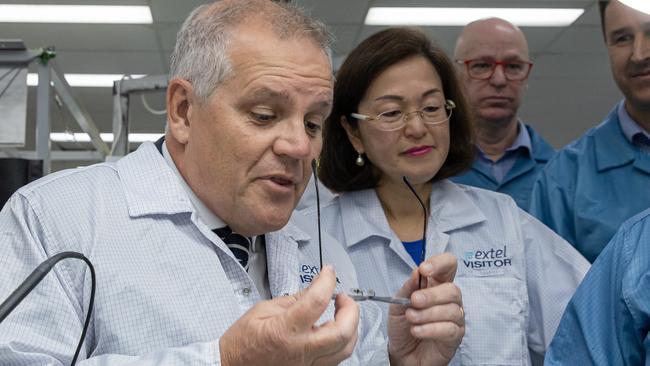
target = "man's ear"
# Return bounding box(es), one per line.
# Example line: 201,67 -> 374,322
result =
166,78 -> 196,145
341,116 -> 365,154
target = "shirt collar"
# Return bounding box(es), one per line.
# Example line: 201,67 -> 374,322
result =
505,121 -> 532,153
618,100 -> 650,146
476,120 -> 532,160
162,140 -> 226,229
339,180 -> 486,248
116,142 -> 194,217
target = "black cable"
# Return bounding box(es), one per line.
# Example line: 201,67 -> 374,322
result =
311,159 -> 323,270
402,176 -> 428,289
0,251 -> 96,366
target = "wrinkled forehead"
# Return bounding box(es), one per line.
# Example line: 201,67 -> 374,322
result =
229,22 -> 332,77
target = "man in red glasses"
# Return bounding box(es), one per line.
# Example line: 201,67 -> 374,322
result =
451,18 -> 555,212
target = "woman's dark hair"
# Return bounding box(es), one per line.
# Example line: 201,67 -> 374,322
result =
319,27 -> 475,192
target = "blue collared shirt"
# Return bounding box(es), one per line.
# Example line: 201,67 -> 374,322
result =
476,121 -> 533,183
618,100 -> 650,154
451,123 -> 555,211
530,104 -> 650,263
0,142 -> 388,365
545,208 -> 650,365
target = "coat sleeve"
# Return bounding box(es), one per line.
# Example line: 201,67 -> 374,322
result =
545,214 -> 650,365
0,194 -> 224,366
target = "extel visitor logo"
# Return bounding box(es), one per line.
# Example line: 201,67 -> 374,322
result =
463,246 -> 512,269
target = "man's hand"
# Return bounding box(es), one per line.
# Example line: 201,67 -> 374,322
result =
219,265 -> 360,366
387,253 -> 465,366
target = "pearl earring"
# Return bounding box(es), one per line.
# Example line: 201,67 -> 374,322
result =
355,153 -> 365,166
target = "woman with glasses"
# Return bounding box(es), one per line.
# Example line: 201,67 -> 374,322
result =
304,27 -> 590,365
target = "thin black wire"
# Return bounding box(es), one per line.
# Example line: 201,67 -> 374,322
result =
311,159 -> 323,270
0,252 -> 95,366
71,255 -> 96,366
402,176 -> 427,289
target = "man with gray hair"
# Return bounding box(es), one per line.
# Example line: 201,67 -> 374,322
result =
0,1 -> 464,365
451,18 -> 555,211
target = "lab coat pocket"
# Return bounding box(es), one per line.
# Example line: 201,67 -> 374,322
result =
455,276 -> 527,365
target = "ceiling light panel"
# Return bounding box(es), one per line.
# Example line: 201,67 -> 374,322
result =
365,7 -> 585,27
0,5 -> 153,24
27,74 -> 146,88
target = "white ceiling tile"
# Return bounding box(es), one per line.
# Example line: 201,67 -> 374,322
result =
0,23 -> 160,51
47,50 -> 166,75
296,0 -> 371,24
544,25 -> 606,54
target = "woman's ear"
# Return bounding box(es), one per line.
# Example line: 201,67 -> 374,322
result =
166,78 -> 195,145
341,116 -> 365,154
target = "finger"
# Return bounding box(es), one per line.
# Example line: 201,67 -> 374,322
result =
410,320 -> 464,342
388,268 -> 419,317
404,302 -> 465,326
285,265 -> 337,331
410,282 -> 462,309
305,293 -> 360,362
418,253 -> 457,286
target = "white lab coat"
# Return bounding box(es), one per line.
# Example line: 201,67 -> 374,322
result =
302,180 -> 590,365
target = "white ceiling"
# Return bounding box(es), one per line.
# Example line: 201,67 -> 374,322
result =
1,0 -> 622,159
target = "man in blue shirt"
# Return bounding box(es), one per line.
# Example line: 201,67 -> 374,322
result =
545,208 -> 650,365
529,0 -> 650,263
451,18 -> 555,211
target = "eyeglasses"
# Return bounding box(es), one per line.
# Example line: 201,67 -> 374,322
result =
350,99 -> 456,132
456,59 -> 533,81
311,162 -> 427,306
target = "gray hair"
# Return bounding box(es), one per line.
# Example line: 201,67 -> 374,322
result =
169,0 -> 334,101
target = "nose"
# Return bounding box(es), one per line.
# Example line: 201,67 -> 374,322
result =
631,34 -> 650,63
489,64 -> 508,87
403,112 -> 427,138
273,117 -> 312,160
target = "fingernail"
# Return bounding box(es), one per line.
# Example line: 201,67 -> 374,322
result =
413,293 -> 425,304
406,308 -> 418,321
421,263 -> 433,274
412,325 -> 423,335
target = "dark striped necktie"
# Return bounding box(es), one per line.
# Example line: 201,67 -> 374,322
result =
213,226 -> 251,271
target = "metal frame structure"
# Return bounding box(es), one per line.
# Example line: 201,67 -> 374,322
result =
111,75 -> 168,157
0,47 -> 109,174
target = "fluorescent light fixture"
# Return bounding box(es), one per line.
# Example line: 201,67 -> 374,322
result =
620,0 -> 650,14
0,5 -> 153,24
365,7 -> 585,27
51,133 -> 164,143
28,74 -> 146,88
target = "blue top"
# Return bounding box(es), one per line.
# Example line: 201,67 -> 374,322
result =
545,208 -> 650,365
618,101 -> 650,154
451,123 -> 555,211
529,103 -> 650,263
402,239 -> 424,265
476,121 -> 533,183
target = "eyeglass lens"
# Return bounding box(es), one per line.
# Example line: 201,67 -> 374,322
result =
467,60 -> 531,80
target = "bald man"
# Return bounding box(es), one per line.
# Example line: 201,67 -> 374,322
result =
451,18 -> 555,211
